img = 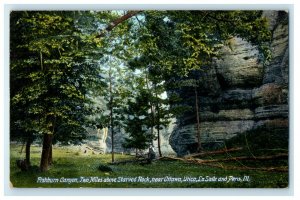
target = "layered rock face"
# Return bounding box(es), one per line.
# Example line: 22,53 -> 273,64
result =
86,125 -> 175,155
169,11 -> 289,156
85,127 -> 131,154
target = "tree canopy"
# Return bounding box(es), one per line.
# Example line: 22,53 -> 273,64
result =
10,10 -> 272,171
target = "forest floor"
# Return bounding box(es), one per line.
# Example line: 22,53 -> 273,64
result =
10,144 -> 288,188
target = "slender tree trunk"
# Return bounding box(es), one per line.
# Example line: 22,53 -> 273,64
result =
156,108 -> 162,157
109,65 -> 114,163
40,51 -> 43,71
157,127 -> 162,157
110,107 -> 114,163
145,73 -> 155,137
154,87 -> 162,157
145,72 -> 156,149
25,137 -> 32,167
40,134 -> 53,172
195,87 -> 201,152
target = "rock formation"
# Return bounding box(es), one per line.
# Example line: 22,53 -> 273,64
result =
169,11 -> 289,156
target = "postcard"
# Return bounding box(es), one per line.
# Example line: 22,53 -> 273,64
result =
9,9 -> 289,189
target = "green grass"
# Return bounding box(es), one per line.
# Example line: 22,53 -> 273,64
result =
10,144 -> 288,188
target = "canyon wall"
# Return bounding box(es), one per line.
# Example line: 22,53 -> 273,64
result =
169,11 -> 289,156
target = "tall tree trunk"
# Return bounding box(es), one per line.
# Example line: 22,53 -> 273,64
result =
195,87 -> 201,152
110,108 -> 114,163
155,87 -> 162,158
40,134 -> 53,172
157,127 -> 162,157
156,107 -> 162,157
25,137 -> 32,167
145,72 -> 155,147
146,74 -> 155,137
109,65 -> 114,163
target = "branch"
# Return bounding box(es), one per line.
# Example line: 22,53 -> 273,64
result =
201,163 -> 288,172
191,153 -> 288,164
159,153 -> 288,172
184,147 -> 243,158
96,10 -> 142,38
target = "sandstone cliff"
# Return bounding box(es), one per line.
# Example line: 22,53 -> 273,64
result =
169,11 -> 289,156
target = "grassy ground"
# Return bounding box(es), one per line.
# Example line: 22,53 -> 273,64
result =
10,144 -> 288,188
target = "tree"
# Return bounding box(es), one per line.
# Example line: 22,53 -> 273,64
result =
127,60 -> 183,157
146,67 -> 171,157
94,11 -> 143,162
10,11 -> 104,171
123,89 -> 155,156
101,55 -> 125,163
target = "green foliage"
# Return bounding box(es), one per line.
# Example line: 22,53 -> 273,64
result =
134,11 -> 272,78
11,10 -> 272,143
10,10 -> 275,171
10,11 -> 104,144
123,89 -> 155,150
